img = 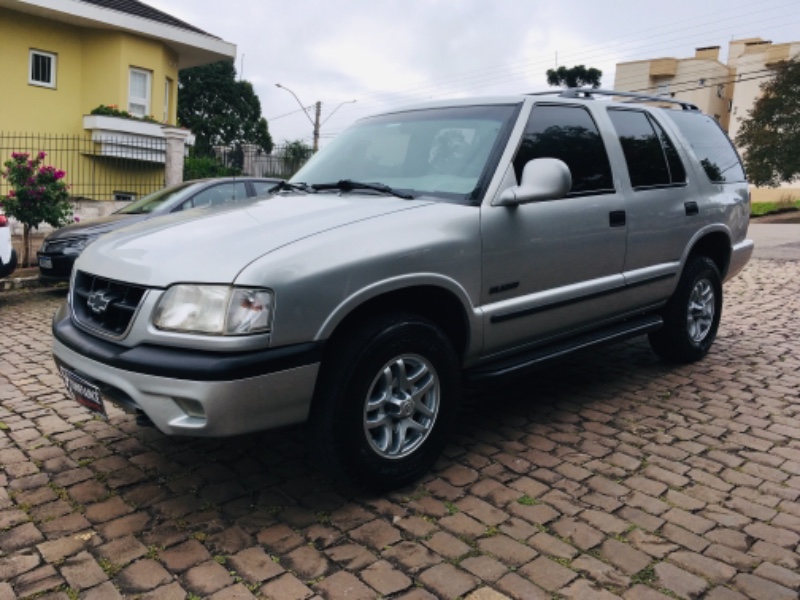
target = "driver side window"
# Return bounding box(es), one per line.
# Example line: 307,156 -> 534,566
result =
513,104 -> 614,196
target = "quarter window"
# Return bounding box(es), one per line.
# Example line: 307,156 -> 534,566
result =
29,50 -> 56,88
129,68 -> 152,117
513,104 -> 614,195
665,111 -> 746,183
252,181 -> 279,196
607,109 -> 686,189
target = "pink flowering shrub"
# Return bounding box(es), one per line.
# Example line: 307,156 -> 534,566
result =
1,151 -> 73,266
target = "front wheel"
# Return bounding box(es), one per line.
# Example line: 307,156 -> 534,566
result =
649,256 -> 722,363
308,313 -> 461,491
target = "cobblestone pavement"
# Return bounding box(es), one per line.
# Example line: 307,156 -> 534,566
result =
1,258 -> 799,600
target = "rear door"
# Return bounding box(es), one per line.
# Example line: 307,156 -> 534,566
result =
605,107 -> 699,308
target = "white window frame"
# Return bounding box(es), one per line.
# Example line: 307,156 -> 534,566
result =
128,67 -> 152,117
29,49 -> 57,88
164,78 -> 172,123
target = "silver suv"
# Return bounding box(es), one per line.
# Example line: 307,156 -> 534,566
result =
52,89 -> 753,490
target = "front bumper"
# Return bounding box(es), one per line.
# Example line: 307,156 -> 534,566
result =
52,308 -> 321,437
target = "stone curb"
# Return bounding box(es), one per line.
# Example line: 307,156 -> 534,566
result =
0,275 -> 63,292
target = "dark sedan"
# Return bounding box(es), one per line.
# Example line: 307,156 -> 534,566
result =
38,177 -> 281,281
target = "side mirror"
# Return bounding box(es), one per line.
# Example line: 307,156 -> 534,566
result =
494,158 -> 572,206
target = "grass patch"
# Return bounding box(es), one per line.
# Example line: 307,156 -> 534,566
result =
517,495 -> 540,506
751,197 -> 800,216
631,564 -> 657,586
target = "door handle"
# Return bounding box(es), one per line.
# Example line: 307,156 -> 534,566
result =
609,210 -> 626,227
685,201 -> 699,216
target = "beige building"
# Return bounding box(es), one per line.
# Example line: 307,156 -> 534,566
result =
615,39 -> 800,202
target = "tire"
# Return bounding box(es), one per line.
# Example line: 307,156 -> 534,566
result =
308,313 -> 461,491
649,256 -> 722,363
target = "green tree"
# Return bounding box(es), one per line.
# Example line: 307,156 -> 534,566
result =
281,140 -> 313,178
735,58 -> 800,187
1,152 -> 73,266
546,65 -> 603,88
178,61 -> 274,156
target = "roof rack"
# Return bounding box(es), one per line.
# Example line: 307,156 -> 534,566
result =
527,88 -> 699,111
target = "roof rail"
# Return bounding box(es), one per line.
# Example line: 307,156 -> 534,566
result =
554,88 -> 700,111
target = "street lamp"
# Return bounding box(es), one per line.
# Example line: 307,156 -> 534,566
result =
320,99 -> 357,127
275,83 -> 356,152
275,83 -> 320,152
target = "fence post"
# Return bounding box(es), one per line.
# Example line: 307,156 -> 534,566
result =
161,126 -> 190,187
241,143 -> 258,176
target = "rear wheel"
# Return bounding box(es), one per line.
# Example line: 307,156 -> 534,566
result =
649,256 -> 722,363
308,313 -> 461,491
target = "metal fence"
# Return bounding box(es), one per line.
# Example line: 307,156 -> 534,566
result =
0,132 -> 166,202
0,134 -> 314,203
206,143 -> 313,180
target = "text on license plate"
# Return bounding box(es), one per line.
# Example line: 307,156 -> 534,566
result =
39,257 -> 52,269
59,366 -> 106,417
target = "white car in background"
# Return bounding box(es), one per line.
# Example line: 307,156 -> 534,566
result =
0,214 -> 18,278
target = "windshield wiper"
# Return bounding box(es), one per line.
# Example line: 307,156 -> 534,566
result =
269,181 -> 317,194
311,179 -> 415,199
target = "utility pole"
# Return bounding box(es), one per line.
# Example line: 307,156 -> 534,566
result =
313,101 -> 321,153
275,84 -> 355,152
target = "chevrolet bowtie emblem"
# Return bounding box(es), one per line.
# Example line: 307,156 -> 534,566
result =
87,291 -> 119,315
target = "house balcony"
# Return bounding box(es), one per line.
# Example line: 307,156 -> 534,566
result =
82,115 -> 195,163
649,58 -> 678,78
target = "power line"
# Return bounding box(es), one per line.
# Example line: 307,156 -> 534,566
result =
268,3 -> 800,141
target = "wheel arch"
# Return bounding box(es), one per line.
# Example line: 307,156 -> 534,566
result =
684,229 -> 732,279
317,279 -> 476,363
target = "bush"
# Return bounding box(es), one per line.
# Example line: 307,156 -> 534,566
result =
1,151 -> 73,266
183,156 -> 241,181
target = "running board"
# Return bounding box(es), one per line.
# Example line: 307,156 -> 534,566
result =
465,314 -> 663,383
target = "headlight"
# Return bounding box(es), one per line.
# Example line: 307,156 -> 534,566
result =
153,285 -> 274,335
64,235 -> 99,255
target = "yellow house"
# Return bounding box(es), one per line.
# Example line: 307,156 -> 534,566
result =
0,0 -> 235,201
615,39 -> 800,202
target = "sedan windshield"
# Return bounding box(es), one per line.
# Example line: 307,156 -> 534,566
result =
115,181 -> 199,215
291,104 -> 519,203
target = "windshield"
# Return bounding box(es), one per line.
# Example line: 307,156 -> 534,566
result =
115,181 -> 199,214
291,104 -> 519,203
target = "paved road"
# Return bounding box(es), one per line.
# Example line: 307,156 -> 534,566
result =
1,246 -> 799,598
748,224 -> 800,261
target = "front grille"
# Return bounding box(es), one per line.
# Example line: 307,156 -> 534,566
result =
72,271 -> 147,338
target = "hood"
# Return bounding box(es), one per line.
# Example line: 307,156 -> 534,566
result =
45,214 -> 147,240
76,193 -> 435,287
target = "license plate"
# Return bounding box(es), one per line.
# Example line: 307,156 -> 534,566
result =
58,365 -> 107,418
39,256 -> 53,269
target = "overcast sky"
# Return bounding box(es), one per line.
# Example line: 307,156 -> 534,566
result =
148,0 -> 800,147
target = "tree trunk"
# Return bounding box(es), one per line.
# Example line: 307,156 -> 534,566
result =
22,224 -> 30,268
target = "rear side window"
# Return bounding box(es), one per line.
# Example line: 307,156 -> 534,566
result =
663,111 -> 746,183
607,109 -> 686,189
514,104 -> 614,195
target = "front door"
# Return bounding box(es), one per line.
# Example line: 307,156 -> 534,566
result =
480,103 -> 628,358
